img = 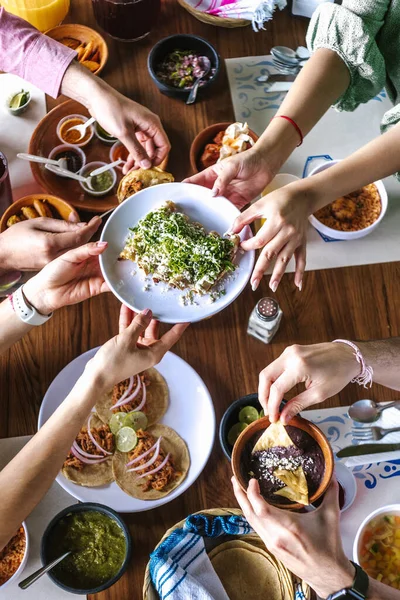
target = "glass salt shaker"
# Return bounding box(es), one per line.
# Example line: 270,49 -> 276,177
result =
247,297 -> 282,344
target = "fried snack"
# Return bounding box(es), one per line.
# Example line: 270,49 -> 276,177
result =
7,215 -> 21,227
81,40 -> 95,62
81,60 -> 100,73
33,199 -> 53,218
21,206 -> 39,219
76,44 -> 87,62
59,36 -> 81,50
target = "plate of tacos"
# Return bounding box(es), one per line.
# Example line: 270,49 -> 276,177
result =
38,349 -> 214,512
99,182 -> 255,323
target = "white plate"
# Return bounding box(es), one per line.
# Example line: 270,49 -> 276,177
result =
38,349 -> 215,513
99,182 -> 254,323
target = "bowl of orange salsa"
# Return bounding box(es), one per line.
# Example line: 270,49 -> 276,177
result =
354,504 -> 400,589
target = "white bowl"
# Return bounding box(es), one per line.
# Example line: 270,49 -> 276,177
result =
308,159 -> 388,240
353,504 -> 400,565
99,182 -> 255,324
79,161 -> 117,197
0,521 -> 29,590
335,463 -> 357,513
56,114 -> 94,148
48,144 -> 86,177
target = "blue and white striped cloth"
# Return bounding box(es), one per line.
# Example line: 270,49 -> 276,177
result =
149,512 -> 307,600
149,513 -> 252,600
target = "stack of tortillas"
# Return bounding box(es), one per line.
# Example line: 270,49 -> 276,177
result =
209,537 -> 296,600
143,509 -> 313,600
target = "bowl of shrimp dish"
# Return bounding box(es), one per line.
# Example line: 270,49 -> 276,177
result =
308,160 -> 388,241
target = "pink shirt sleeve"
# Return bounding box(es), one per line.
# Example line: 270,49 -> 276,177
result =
0,8 -> 77,98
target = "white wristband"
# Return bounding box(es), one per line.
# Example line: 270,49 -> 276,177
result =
12,285 -> 53,326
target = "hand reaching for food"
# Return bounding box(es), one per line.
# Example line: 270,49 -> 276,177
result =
85,305 -> 189,390
232,476 -> 355,599
0,215 -> 101,271
258,342 -> 360,424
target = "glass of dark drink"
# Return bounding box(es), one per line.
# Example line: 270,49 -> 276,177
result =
91,0 -> 161,42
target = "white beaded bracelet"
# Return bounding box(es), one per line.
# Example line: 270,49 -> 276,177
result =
333,339 -> 373,388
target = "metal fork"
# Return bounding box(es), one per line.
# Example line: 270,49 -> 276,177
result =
352,424 -> 400,442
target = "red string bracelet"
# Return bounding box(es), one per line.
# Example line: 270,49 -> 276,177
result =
272,115 -> 303,146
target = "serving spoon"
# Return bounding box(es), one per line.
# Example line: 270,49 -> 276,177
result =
17,152 -> 67,170
66,116 -> 95,141
186,56 -> 211,106
18,551 -> 71,589
348,399 -> 400,423
44,163 -> 94,189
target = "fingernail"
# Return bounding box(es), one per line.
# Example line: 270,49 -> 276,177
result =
211,187 -> 219,197
140,159 -> 151,169
89,215 -> 101,225
141,308 -> 152,317
298,280 -> 303,291
270,280 -> 278,293
69,213 -> 79,223
251,278 -> 260,291
96,241 -> 107,248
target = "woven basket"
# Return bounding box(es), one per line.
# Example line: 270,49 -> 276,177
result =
177,0 -> 251,28
143,508 -> 313,600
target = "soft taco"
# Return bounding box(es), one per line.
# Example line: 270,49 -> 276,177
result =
95,368 -> 169,427
112,424 -> 190,500
117,167 -> 174,203
62,413 -> 114,487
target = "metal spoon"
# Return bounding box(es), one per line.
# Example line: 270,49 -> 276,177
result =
348,399 -> 400,424
271,46 -> 300,66
186,56 -> 211,105
17,152 -> 67,170
18,551 -> 71,589
66,116 -> 95,141
44,164 -> 94,190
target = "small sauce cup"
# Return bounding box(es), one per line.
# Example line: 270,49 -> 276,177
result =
48,144 -> 86,176
56,114 -> 94,147
109,141 -> 129,170
79,161 -> 117,197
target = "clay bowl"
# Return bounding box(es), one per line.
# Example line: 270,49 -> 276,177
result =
45,24 -> 108,76
0,194 -> 79,232
190,122 -> 259,174
231,415 -> 334,511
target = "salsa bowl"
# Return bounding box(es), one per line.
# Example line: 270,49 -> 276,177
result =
231,415 -> 334,510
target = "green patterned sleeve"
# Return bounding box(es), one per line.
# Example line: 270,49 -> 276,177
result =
306,1 -> 390,112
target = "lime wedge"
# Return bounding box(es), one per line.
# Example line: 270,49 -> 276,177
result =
109,412 -> 126,435
10,91 -> 29,109
116,426 -> 138,452
239,406 -> 260,425
227,422 -> 247,446
123,411 -> 148,431
259,409 -> 265,418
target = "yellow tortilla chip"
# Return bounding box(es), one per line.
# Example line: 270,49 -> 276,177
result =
274,467 -> 309,505
252,421 -> 293,453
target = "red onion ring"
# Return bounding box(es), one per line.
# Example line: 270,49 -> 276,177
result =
126,436 -> 162,467
72,440 -> 103,460
126,438 -> 161,473
131,381 -> 146,413
87,414 -> 113,456
136,452 -> 171,480
112,375 -> 141,409
70,444 -> 109,465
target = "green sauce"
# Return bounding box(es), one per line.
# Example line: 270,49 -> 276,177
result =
47,511 -> 126,589
85,170 -> 114,192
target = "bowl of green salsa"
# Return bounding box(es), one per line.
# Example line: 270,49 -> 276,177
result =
41,503 -> 131,594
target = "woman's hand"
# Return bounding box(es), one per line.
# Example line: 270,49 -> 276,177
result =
231,181 -> 317,292
22,242 -> 109,314
258,342 -> 360,424
232,477 -> 355,599
184,146 -> 274,209
87,305 -> 189,389
0,216 -> 101,272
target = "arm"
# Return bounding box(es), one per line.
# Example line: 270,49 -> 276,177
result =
258,338 -> 400,424
0,306 -> 188,550
233,477 -> 400,600
0,242 -> 109,355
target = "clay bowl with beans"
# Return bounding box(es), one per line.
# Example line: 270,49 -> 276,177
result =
0,194 -> 79,232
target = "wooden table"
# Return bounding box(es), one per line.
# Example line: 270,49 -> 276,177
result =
2,1 -> 400,598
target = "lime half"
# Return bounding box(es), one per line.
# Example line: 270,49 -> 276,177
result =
10,91 -> 29,109
116,426 -> 138,453
259,409 -> 265,419
239,406 -> 260,425
123,411 -> 148,431
227,422 -> 247,446
109,412 -> 126,435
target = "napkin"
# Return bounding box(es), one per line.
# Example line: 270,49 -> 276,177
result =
184,0 -> 286,30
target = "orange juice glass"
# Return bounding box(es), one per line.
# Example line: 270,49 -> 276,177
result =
2,0 -> 70,31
